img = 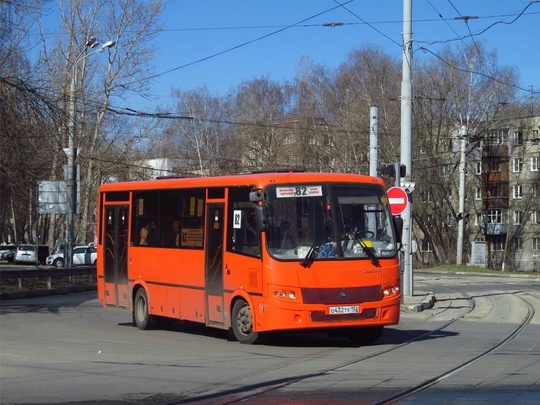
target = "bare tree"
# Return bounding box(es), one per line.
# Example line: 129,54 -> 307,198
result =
164,87 -> 228,176
40,0 -> 165,244
230,77 -> 292,171
0,0 -> 59,245
412,43 -> 520,267
330,47 -> 401,173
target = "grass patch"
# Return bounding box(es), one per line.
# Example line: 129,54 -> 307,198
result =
422,264 -> 539,276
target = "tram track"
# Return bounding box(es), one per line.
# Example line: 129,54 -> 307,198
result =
189,284 -> 537,405
378,293 -> 535,404
180,286 -> 473,404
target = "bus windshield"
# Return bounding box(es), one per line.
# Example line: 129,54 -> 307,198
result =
265,183 -> 397,262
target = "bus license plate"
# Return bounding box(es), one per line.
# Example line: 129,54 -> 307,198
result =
328,305 -> 360,315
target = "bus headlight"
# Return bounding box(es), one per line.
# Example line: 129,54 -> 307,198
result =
271,287 -> 298,301
383,286 -> 400,296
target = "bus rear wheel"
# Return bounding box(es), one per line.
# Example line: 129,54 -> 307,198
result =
231,299 -> 263,344
133,288 -> 157,330
347,326 -> 383,345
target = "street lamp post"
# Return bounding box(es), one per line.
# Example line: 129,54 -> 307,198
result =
65,38 -> 115,267
456,125 -> 468,265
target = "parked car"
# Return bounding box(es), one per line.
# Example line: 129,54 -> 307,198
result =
14,245 -> 50,264
0,245 -> 16,262
51,242 -> 85,255
46,245 -> 97,268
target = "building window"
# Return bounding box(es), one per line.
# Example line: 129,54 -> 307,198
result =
514,238 -> 522,251
475,162 -> 482,175
420,190 -> 432,203
487,210 -> 503,224
443,188 -> 453,202
532,183 -> 538,198
475,213 -> 482,226
475,187 -> 482,200
531,211 -> 538,225
487,160 -> 502,172
512,158 -> 523,172
533,238 -> 540,251
513,211 -> 523,225
439,164 -> 451,177
513,131 -> 523,145
531,157 -> 539,172
485,130 -> 507,146
512,184 -> 523,199
323,134 -> 333,147
491,237 -> 505,251
420,239 -> 431,252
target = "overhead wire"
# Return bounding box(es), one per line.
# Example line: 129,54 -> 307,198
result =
120,0 -> 357,88
416,1 -> 540,95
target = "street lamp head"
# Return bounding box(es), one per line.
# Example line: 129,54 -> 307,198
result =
85,37 -> 99,49
101,40 -> 116,49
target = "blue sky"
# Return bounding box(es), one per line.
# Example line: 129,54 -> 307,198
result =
41,0 -> 540,111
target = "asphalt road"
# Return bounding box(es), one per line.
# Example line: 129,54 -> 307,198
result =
1,272 -> 539,404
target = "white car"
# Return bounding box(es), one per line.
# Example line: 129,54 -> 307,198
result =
46,245 -> 97,268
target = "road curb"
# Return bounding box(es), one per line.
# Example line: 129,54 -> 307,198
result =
401,292 -> 436,312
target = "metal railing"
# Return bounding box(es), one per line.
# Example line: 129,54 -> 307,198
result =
0,267 -> 96,299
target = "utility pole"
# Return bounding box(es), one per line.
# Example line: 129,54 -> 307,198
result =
456,125 -> 467,264
401,0 -> 413,296
369,106 -> 379,177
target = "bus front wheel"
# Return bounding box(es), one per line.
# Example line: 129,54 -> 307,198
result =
231,299 -> 263,344
133,288 -> 157,330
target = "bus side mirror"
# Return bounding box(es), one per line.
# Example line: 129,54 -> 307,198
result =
250,190 -> 263,202
393,216 -> 403,244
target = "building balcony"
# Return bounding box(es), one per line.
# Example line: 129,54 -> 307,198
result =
482,145 -> 509,158
482,196 -> 509,209
481,223 -> 508,235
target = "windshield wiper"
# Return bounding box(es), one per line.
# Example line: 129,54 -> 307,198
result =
357,238 -> 379,266
300,219 -> 329,268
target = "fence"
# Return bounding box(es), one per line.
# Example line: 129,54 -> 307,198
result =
0,267 -> 96,300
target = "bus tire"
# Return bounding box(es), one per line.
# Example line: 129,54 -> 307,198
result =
348,326 -> 383,345
231,299 -> 263,344
133,288 -> 157,330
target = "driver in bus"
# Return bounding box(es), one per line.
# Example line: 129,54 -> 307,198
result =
341,204 -> 363,238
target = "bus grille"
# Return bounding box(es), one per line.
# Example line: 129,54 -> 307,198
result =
301,285 -> 382,305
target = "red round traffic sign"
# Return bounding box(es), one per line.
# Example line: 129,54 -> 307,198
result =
387,187 -> 408,216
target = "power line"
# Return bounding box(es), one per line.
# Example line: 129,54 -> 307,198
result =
417,1 -> 540,46
418,46 -> 539,94
121,0 -> 356,87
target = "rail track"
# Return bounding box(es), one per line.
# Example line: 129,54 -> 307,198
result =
179,276 -> 539,404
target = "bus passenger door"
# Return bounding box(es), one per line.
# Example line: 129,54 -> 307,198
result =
205,203 -> 225,326
103,205 -> 129,308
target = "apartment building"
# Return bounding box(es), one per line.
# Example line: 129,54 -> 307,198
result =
465,116 -> 539,271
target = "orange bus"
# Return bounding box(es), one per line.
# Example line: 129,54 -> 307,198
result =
97,171 -> 402,344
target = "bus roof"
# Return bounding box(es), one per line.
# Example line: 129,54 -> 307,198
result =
98,171 -> 386,192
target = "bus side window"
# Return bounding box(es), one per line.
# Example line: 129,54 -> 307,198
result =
227,185 -> 261,258
229,206 -> 261,257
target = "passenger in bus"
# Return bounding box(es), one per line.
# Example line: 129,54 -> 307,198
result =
165,219 -> 181,247
139,220 -> 157,246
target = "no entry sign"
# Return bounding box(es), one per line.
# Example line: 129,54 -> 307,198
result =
387,187 -> 408,216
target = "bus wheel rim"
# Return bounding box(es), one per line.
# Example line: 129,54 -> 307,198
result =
237,305 -> 252,335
